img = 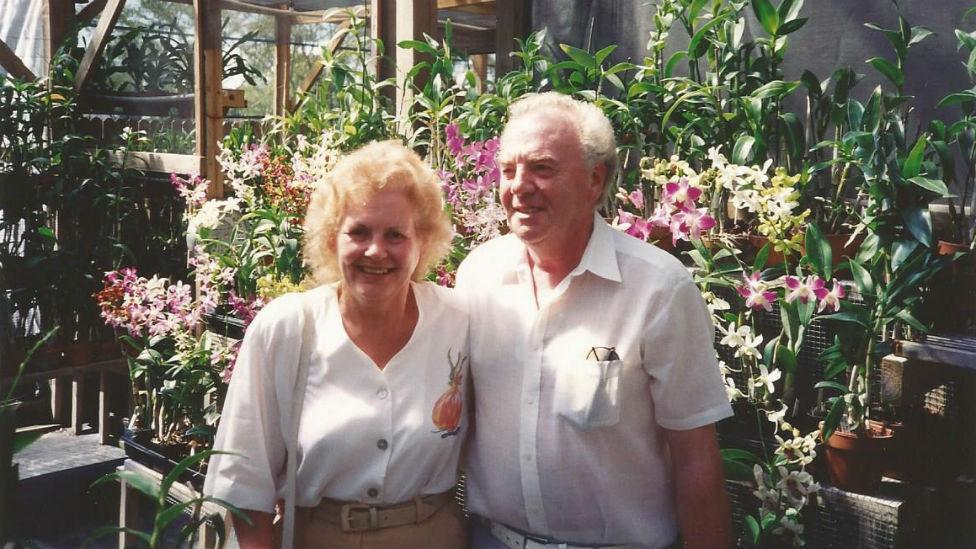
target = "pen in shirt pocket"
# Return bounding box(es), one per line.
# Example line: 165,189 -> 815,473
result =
586,346 -> 619,361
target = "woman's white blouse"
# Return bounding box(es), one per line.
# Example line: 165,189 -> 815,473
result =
203,282 -> 469,513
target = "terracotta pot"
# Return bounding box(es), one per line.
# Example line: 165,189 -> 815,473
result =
749,232 -> 863,268
748,234 -> 786,265
823,420 -> 894,493
936,240 -> 970,256
824,233 -> 864,266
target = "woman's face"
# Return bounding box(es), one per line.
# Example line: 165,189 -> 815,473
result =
334,187 -> 422,306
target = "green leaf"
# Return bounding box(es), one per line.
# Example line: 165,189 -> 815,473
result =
397,40 -> 436,55
849,259 -> 875,298
752,0 -> 780,35
868,56 -> 904,88
903,207 -> 933,247
891,239 -> 919,272
820,311 -> 868,327
804,222 -> 832,279
160,449 -> 226,496
815,380 -> 850,393
732,135 -> 756,164
687,12 -> 732,59
895,309 -> 929,332
776,345 -> 798,374
92,471 -> 161,501
745,515 -> 761,543
753,241 -> 771,271
752,80 -> 800,99
778,0 -> 804,22
560,44 -> 597,69
909,27 -> 934,47
86,527 -> 152,547
723,458 -> 755,481
937,90 -> 976,108
721,448 -> 761,462
593,44 -> 617,65
664,51 -> 687,78
908,176 -> 952,197
777,17 -> 808,35
821,396 -> 847,441
902,134 -> 928,179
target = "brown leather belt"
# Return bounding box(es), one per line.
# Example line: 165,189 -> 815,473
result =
305,492 -> 453,532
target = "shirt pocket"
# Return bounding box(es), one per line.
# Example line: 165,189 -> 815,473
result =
553,359 -> 622,430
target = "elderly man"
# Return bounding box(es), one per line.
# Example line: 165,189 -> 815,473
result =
455,92 -> 733,549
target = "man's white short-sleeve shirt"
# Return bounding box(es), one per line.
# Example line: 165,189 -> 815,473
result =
456,215 -> 732,548
204,282 -> 469,512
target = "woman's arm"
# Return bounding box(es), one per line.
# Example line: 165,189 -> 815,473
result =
233,509 -> 275,549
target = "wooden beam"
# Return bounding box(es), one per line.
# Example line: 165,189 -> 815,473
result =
77,0 -> 108,24
443,25 -> 494,54
274,4 -> 292,117
163,0 -> 361,25
194,0 -> 223,195
0,39 -> 37,82
74,0 -> 126,92
105,150 -> 202,174
494,0 -> 529,75
292,20 -> 354,110
437,0 -> 495,9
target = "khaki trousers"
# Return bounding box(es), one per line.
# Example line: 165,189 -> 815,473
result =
277,497 -> 469,549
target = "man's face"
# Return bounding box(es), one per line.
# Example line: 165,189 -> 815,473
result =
497,112 -> 604,255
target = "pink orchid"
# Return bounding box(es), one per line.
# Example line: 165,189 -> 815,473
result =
616,209 -> 653,241
784,275 -> 824,304
814,280 -> 846,313
663,178 -> 702,210
669,207 -> 716,245
737,273 -> 778,311
629,188 -> 645,210
647,203 -> 673,228
445,124 -> 464,155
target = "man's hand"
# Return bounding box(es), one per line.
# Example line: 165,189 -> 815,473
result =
234,509 -> 275,549
664,423 -> 732,549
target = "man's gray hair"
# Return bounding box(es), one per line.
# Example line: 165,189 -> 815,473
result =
503,92 -> 619,189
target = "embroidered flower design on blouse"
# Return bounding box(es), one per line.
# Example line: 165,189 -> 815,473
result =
432,348 -> 467,438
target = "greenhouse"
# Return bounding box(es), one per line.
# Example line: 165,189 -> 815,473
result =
1,0 -> 974,548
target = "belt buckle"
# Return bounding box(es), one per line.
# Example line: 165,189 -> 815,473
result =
339,503 -> 379,532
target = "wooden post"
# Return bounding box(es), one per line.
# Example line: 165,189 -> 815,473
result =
44,0 -> 74,68
194,0 -> 224,195
392,1 -> 436,122
273,4 -> 292,116
71,371 -> 84,434
370,0 -> 397,104
494,0 -> 530,75
470,54 -> 487,92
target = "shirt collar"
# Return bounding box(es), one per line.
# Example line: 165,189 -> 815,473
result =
568,212 -> 622,283
507,212 -> 622,285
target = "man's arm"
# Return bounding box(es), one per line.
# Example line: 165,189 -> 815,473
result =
664,423 -> 732,549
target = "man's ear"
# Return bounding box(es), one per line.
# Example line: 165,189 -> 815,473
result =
589,162 -> 607,204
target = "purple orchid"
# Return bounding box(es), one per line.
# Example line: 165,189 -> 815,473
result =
737,272 -> 778,311
814,280 -> 846,313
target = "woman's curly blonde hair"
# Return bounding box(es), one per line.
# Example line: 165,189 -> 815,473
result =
303,140 -> 453,285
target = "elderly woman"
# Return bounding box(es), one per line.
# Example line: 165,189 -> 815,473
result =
204,140 -> 469,549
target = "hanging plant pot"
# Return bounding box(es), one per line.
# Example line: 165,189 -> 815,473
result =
823,420 -> 894,493
824,232 -> 865,267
